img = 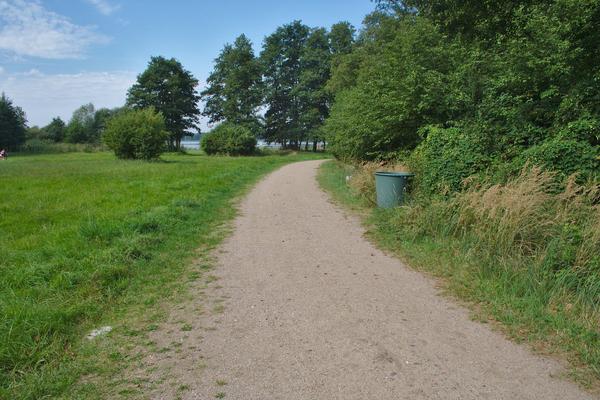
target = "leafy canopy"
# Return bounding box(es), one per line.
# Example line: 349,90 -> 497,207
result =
201,34 -> 263,134
0,93 -> 26,151
127,56 -> 200,150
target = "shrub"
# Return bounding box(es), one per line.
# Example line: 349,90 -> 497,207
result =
201,123 -> 257,156
514,137 -> 599,181
103,108 -> 168,160
410,126 -> 490,195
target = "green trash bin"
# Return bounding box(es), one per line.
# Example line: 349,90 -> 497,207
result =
374,172 -> 414,208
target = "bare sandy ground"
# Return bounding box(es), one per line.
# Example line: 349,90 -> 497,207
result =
146,160 -> 593,399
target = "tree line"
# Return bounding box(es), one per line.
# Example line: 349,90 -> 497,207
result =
3,0 -> 597,174
0,56 -> 200,153
1,20 -> 355,154
201,21 -> 355,150
327,0 -> 599,191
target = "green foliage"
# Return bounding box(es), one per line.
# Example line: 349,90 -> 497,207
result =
17,139 -> 99,154
127,56 -> 200,150
201,123 -> 257,156
327,1 -> 600,187
515,137 -> 599,180
43,117 -> 66,142
63,104 -> 120,145
326,16 -> 464,161
261,21 -> 311,147
0,93 -> 26,151
103,108 -> 168,160
328,21 -> 356,55
65,103 -> 97,144
201,34 -> 263,133
296,28 -> 334,150
410,126 -> 490,194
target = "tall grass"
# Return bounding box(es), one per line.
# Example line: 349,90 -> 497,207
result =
17,139 -> 103,154
319,161 -> 600,387
407,167 -> 600,307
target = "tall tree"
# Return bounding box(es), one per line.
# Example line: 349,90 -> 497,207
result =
43,117 -> 66,142
127,56 -> 200,150
329,22 -> 356,55
201,34 -> 263,133
0,93 -> 26,150
93,107 -> 120,139
296,28 -> 333,150
260,21 -> 310,147
65,103 -> 96,143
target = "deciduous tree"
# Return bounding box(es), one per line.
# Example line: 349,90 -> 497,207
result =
127,56 -> 200,150
296,28 -> 333,150
43,117 -> 66,142
0,93 -> 26,151
201,35 -> 263,134
65,103 -> 96,143
260,21 -> 310,147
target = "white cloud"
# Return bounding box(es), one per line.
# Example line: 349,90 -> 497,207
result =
0,70 -> 136,126
85,0 -> 120,16
0,0 -> 109,59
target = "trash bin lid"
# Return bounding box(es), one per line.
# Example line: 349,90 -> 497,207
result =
374,171 -> 415,177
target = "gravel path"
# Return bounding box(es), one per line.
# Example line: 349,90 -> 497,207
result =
183,160 -> 592,399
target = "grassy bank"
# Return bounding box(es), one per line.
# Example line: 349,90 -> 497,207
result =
318,160 -> 600,391
0,151 -> 326,399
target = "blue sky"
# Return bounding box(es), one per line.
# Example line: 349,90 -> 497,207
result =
0,0 -> 376,127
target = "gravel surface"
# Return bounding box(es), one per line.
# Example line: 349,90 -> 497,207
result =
163,160 -> 592,399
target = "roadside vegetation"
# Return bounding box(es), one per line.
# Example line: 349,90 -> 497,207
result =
0,151 -> 326,399
320,161 -> 600,387
318,0 -> 599,388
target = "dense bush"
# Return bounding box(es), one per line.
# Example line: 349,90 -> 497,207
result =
515,138 -> 599,181
103,108 -> 168,160
326,2 -> 600,188
201,123 -> 257,155
326,16 -> 464,161
409,126 -> 490,194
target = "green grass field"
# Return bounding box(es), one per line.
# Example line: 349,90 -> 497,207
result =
0,151 -> 326,399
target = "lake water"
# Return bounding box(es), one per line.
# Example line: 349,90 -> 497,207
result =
181,141 -> 200,150
181,140 -> 283,150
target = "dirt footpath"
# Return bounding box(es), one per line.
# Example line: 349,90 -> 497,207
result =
182,160 -> 592,399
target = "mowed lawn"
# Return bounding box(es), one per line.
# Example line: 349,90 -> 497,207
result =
0,151 -> 324,398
